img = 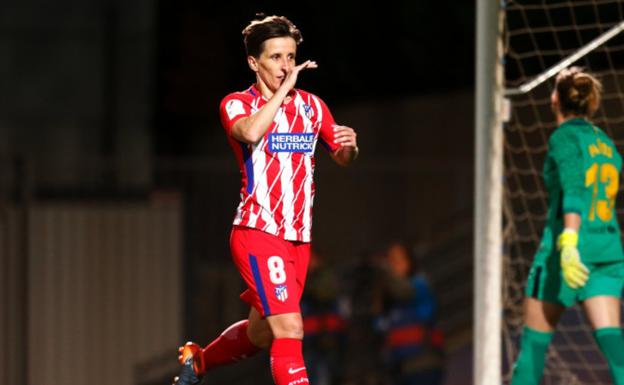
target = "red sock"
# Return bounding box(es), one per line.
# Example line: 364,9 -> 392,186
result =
270,338 -> 309,385
201,320 -> 261,371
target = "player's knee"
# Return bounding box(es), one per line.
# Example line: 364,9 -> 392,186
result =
247,320 -> 273,349
275,322 -> 304,339
268,314 -> 304,340
248,328 -> 273,348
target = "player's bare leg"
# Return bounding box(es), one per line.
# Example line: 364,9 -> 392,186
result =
266,312 -> 304,339
266,312 -> 309,385
523,297 -> 564,332
583,295 -> 620,329
247,307 -> 273,348
510,298 -> 564,385
584,296 -> 624,385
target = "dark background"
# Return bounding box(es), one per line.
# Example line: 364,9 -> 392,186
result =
0,1 -> 476,385
152,0 -> 476,343
154,1 -> 474,156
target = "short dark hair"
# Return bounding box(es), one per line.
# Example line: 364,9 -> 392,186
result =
242,15 -> 303,58
555,66 -> 602,117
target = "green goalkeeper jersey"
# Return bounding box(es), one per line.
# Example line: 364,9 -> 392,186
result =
535,118 -> 624,263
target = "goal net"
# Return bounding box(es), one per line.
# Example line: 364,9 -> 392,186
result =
503,1 -> 624,384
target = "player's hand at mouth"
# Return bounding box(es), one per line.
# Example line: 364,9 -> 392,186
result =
279,60 -> 317,92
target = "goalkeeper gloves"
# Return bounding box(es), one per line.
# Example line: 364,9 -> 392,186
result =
558,228 -> 589,289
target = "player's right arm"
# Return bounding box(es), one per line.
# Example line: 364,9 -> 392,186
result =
231,60 -> 317,144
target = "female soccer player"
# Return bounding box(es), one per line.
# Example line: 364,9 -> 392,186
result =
510,67 -> 624,385
173,15 -> 358,385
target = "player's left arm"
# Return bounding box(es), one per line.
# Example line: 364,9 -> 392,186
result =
550,130 -> 588,288
330,124 -> 359,167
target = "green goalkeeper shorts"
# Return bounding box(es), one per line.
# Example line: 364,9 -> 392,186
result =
525,257 -> 624,307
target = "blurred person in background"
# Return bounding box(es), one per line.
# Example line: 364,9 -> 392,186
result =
301,249 -> 347,385
510,67 -> 624,385
341,250 -> 388,385
376,242 -> 445,385
172,14 -> 358,385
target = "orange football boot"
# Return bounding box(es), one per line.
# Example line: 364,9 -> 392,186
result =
173,342 -> 205,385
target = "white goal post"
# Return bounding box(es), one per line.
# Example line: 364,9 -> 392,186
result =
474,1 -> 504,385
475,1 -> 624,385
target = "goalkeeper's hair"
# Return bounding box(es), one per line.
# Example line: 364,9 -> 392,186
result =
555,66 -> 602,117
242,14 -> 303,58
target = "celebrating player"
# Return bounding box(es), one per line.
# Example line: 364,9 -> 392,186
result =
510,67 -> 624,385
173,15 -> 358,385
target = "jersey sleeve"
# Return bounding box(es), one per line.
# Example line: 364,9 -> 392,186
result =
313,96 -> 341,153
549,129 -> 584,215
220,93 -> 252,136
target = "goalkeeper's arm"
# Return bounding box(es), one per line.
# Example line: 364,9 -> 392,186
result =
558,213 -> 589,289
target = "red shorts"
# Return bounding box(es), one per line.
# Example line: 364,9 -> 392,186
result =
230,225 -> 310,317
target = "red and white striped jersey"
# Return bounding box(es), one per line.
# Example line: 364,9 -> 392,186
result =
219,85 -> 340,243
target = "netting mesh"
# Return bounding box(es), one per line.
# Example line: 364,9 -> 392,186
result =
503,1 -> 624,384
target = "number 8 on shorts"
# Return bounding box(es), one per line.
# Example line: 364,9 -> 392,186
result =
268,256 -> 286,284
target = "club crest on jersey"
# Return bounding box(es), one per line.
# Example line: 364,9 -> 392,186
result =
275,285 -> 288,302
225,99 -> 245,120
268,133 -> 315,153
302,104 -> 314,119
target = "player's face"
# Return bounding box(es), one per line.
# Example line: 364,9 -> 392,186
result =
249,37 -> 297,92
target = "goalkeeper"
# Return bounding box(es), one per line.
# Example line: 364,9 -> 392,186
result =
511,67 -> 624,385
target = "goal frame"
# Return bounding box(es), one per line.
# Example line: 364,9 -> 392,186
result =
475,3 -> 624,385
474,1 -> 504,385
